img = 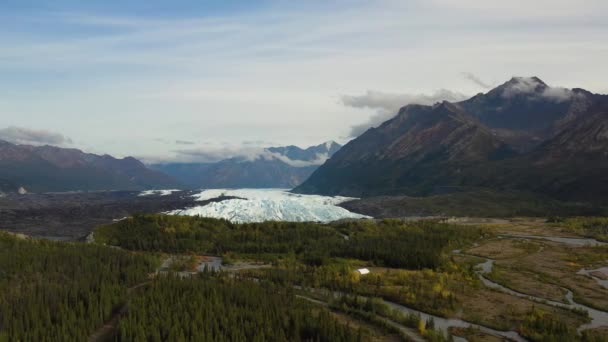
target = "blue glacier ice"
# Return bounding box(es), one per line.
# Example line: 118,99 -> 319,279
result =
167,188 -> 370,223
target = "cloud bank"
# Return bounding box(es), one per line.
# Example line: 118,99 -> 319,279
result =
344,89 -> 468,137
164,144 -> 330,167
0,126 -> 72,146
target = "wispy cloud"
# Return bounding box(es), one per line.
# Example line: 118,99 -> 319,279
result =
1,1 -> 607,159
171,145 -> 264,163
461,72 -> 492,89
427,0 -> 608,18
175,140 -> 195,145
343,89 -> 468,137
145,142 -> 331,167
0,126 -> 72,145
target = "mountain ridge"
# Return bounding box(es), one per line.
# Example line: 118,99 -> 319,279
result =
294,77 -> 608,203
152,141 -> 342,189
0,140 -> 180,193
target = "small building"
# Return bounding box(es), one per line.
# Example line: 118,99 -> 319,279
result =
357,268 -> 370,275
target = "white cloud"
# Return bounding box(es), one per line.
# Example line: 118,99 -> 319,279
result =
343,89 -> 468,136
170,145 -> 264,163
540,86 -> 581,102
0,126 -> 72,145
500,77 -> 544,98
152,143 -> 329,167
266,151 -> 330,167
427,0 -> 608,18
1,1 -> 607,159
501,77 -> 581,102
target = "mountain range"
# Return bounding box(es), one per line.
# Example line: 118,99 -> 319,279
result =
3,76 -> 606,205
0,141 -> 179,193
294,77 -> 608,204
152,141 -> 341,189
0,138 -> 342,193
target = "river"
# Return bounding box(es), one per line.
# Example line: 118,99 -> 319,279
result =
458,236 -> 608,333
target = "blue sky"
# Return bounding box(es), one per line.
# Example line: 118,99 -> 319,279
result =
1,0 -> 607,163
1,0 -> 265,16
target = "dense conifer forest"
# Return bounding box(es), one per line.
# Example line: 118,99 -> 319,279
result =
0,232 -> 157,341
95,214 -> 484,269
3,215 -> 607,341
118,273 -> 364,342
0,231 -> 377,341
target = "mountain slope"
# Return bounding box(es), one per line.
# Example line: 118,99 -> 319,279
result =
152,141 -> 341,189
458,77 -> 598,151
484,99 -> 608,202
294,102 -> 514,196
294,77 -> 608,202
0,140 -> 179,192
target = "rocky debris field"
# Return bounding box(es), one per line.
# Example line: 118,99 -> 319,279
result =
0,190 -> 232,240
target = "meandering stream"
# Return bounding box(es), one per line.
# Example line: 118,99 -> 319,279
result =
299,286 -> 527,342
498,234 -> 607,247
458,234 -> 608,333
472,257 -> 608,331
381,298 -> 526,342
160,233 -> 608,341
577,267 -> 608,289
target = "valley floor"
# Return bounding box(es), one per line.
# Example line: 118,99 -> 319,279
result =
95,216 -> 608,341
2,215 -> 607,341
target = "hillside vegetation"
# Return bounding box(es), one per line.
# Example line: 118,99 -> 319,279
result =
95,214 -> 485,269
0,232 -> 158,341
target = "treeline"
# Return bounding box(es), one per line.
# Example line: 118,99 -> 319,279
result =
519,306 -> 607,342
243,261 -> 465,318
548,216 -> 608,242
329,294 -> 451,342
0,232 -> 158,342
332,220 -> 483,269
118,273 -> 365,342
95,215 -> 484,269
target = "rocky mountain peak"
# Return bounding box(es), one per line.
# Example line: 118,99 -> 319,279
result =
294,77 -> 608,200
490,76 -> 549,99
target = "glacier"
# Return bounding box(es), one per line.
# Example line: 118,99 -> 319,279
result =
167,188 -> 370,223
138,189 -> 181,196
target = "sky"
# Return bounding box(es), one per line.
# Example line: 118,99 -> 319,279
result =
1,0 -> 607,163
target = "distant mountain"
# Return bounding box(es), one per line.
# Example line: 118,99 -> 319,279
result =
152,141 -> 342,189
294,77 -> 608,203
267,141 -> 341,161
0,140 -> 180,193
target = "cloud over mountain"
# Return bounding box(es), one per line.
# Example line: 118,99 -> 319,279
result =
500,77 -> 581,102
0,126 -> 72,146
152,141 -> 342,188
343,89 -> 468,137
172,144 -> 334,167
